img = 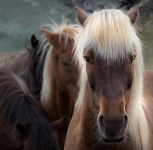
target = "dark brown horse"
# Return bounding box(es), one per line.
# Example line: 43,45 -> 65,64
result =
3,35 -> 46,98
2,35 -> 39,76
40,23 -> 80,148
23,35 -> 47,97
64,7 -> 153,150
3,51 -> 29,75
0,67 -> 60,150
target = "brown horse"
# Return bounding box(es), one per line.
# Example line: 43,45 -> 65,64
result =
64,7 -> 153,150
23,35 -> 47,96
3,51 -> 29,75
2,35 -> 39,76
40,23 -> 80,148
3,35 -> 46,98
0,67 -> 60,150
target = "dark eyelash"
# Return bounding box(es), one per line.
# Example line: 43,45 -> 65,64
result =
83,56 -> 93,64
62,62 -> 70,67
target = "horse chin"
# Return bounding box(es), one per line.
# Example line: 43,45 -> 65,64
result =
102,136 -> 124,143
100,131 -> 126,144
98,126 -> 126,144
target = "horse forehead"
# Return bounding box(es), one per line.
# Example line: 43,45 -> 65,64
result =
95,56 -> 128,71
57,42 -> 73,57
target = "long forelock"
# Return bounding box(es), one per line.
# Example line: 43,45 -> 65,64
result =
78,9 -> 138,63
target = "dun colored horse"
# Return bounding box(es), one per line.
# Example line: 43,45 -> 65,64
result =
40,23 -> 80,148
0,68 -> 60,150
65,7 -> 153,150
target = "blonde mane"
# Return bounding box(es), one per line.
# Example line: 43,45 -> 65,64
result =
40,21 -> 80,104
74,9 -> 150,150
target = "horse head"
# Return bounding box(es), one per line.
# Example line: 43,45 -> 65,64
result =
74,7 -> 142,143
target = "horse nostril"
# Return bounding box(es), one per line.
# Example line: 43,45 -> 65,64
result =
99,115 -> 104,128
124,115 -> 128,124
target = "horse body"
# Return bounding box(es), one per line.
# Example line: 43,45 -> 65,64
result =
3,51 -> 29,75
0,68 -> 60,150
65,7 -> 153,150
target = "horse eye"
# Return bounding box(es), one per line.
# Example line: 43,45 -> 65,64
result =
127,80 -> 132,89
84,56 -> 92,64
62,62 -> 69,67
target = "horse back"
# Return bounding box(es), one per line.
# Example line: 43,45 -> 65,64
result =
2,52 -> 29,75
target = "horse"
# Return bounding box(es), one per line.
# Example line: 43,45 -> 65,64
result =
64,7 -> 153,150
0,67 -> 60,150
2,34 -> 39,76
22,35 -> 47,97
3,35 -> 46,98
29,34 -> 48,93
40,23 -> 80,148
2,51 -> 29,75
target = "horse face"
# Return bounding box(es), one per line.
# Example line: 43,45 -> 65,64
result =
53,37 -> 79,98
84,50 -> 135,143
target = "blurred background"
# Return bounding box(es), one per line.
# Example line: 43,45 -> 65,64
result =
0,0 -> 153,69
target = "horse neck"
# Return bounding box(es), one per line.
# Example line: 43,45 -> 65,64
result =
22,65 -> 40,96
42,50 -> 72,123
18,48 -> 45,98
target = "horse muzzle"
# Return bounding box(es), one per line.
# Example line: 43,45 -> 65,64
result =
98,115 -> 128,143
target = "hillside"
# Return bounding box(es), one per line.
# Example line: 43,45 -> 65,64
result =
0,0 -> 153,69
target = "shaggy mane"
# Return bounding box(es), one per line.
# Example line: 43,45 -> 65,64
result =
0,68 -> 59,150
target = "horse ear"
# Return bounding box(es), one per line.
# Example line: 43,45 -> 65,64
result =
75,7 -> 88,26
31,34 -> 39,48
127,7 -> 139,24
41,29 -> 59,46
16,123 -> 30,136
